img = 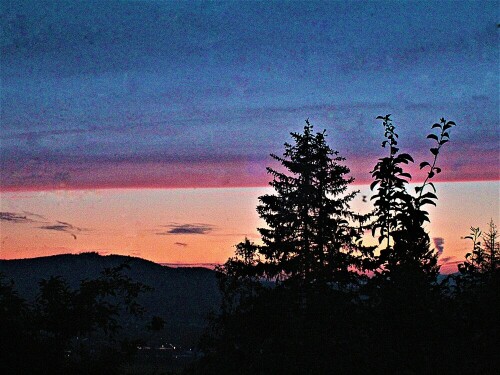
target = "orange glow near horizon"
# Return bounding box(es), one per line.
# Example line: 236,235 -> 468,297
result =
1,181 -> 499,273
0,188 -> 266,264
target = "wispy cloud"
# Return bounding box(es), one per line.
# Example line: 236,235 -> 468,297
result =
1,211 -> 88,240
21,211 -> 48,221
0,211 -> 35,223
156,223 -> 215,236
39,220 -> 86,240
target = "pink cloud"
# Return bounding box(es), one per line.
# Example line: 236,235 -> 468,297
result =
1,147 -> 498,192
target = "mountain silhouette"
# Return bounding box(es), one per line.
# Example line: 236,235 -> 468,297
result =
0,252 -> 221,347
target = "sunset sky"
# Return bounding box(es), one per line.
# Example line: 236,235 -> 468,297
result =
1,1 -> 498,272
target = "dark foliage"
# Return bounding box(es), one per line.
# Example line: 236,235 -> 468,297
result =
369,115 -> 455,284
0,254 -> 220,374
188,117 -> 499,374
0,262 -> 152,374
0,252 -> 220,346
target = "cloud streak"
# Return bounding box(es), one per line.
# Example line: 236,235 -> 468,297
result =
0,212 -> 35,223
156,223 -> 215,236
1,210 -> 87,240
38,221 -> 85,240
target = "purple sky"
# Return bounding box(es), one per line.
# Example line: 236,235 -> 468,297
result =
1,0 -> 498,190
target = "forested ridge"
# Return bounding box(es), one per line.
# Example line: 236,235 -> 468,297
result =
0,253 -> 220,374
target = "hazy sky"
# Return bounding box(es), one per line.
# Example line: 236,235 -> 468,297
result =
1,1 -> 498,269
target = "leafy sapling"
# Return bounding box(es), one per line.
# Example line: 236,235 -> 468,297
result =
415,118 -> 456,210
370,115 -> 455,279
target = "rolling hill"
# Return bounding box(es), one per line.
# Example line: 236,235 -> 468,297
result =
0,252 -> 221,346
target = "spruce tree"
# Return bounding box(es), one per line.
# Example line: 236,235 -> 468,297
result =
252,120 -> 367,289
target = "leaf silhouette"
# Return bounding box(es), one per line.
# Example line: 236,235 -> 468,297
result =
427,134 -> 439,141
420,161 -> 431,169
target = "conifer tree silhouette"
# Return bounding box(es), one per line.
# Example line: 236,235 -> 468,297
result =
219,120 -> 370,300
256,119 -> 369,288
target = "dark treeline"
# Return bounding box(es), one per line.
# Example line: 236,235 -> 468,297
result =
0,253 -> 221,375
0,261 -> 163,374
188,116 -> 499,374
